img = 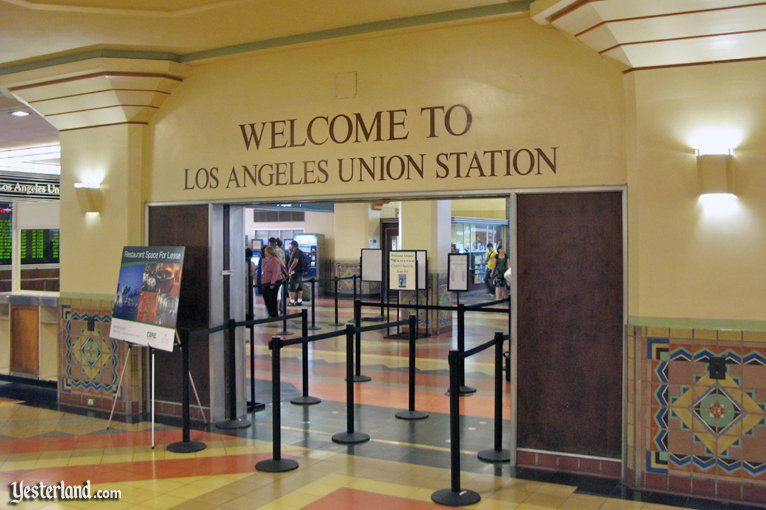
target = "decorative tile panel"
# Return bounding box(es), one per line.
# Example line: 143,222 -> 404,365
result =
636,328 -> 766,503
61,306 -> 117,396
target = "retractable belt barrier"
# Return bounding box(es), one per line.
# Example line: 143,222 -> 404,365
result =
285,274 -> 358,327
168,311 -> 304,452
256,316 -> 409,473
357,296 -> 511,396
171,295 -> 509,492
432,331 -> 510,508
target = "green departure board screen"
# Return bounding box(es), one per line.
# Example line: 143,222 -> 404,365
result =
20,228 -> 59,265
0,203 -> 11,266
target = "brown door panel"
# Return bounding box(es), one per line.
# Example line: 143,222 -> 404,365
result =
517,192 -> 623,458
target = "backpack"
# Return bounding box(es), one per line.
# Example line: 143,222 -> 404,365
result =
301,250 -> 311,273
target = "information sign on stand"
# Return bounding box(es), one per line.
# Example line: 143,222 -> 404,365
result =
110,246 -> 186,352
361,248 -> 383,282
448,253 -> 470,292
388,250 -> 418,291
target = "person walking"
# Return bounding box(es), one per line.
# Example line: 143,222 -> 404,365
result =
261,246 -> 285,317
492,244 -> 509,300
484,242 -> 497,295
287,240 -> 306,306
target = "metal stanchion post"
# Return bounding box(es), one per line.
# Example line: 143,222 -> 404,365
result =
431,350 -> 480,507
276,282 -> 292,336
247,272 -> 264,412
506,295 -> 512,382
451,303 -> 476,395
256,337 -> 298,472
352,299 -> 371,382
478,332 -> 511,463
216,319 -> 251,429
308,278 -> 320,330
396,314 -> 428,420
167,329 -> 206,453
330,276 -> 344,326
332,325 -> 370,445
291,309 -> 321,406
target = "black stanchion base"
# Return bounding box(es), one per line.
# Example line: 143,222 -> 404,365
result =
215,418 -> 252,430
478,448 -> 511,463
329,322 -> 345,327
308,326 -> 322,331
166,440 -> 206,453
348,374 -> 371,383
275,329 -> 293,336
247,401 -> 266,412
290,395 -> 321,405
445,385 -> 477,396
331,431 -> 370,445
255,458 -> 299,473
384,332 -> 409,340
395,409 -> 429,421
431,488 -> 481,507
361,315 -> 385,322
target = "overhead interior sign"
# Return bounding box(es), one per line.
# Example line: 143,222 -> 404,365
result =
182,104 -> 559,193
110,246 -> 185,352
0,172 -> 59,200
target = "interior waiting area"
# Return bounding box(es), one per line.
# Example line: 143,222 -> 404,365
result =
0,1 -> 765,509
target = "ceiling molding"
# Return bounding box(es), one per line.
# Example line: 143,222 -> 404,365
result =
180,2 -> 532,63
575,2 -> 766,38
0,51 -> 182,77
0,2 -> 531,76
0,0 -> 244,17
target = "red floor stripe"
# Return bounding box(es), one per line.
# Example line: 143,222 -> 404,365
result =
2,451 -> 277,485
0,429 -> 235,455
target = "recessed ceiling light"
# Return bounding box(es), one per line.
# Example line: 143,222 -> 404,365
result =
9,111 -> 30,117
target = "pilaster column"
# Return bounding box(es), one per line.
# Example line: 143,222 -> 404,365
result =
0,58 -> 189,418
399,200 -> 452,334
2,58 -> 189,295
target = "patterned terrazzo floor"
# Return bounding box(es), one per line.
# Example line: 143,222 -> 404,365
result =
0,293 -> 761,509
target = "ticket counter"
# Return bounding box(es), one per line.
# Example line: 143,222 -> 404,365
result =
0,292 -> 59,381
0,196 -> 60,383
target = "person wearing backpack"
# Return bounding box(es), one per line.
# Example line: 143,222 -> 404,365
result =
287,240 -> 306,306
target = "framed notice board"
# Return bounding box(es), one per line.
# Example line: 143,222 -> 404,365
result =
388,250 -> 417,291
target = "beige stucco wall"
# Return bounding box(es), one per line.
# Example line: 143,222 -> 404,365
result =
148,16 -> 626,203
627,60 -> 766,324
60,124 -> 145,295
451,198 -> 506,219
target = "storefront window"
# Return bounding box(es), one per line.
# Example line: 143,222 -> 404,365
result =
451,218 -> 508,289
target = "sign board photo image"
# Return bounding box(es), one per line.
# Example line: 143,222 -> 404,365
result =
110,246 -> 185,352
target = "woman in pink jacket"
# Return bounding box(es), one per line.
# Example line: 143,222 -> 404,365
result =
261,246 -> 286,317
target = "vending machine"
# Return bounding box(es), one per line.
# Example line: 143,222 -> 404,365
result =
292,233 -> 325,297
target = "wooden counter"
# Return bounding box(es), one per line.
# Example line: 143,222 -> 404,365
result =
0,292 -> 59,382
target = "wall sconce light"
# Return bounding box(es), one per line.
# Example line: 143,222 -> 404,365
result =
696,150 -> 734,196
74,182 -> 102,213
